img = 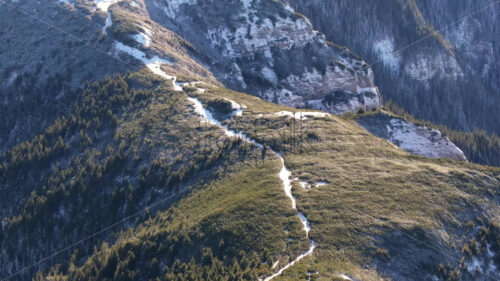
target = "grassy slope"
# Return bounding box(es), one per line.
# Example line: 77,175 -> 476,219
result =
5,1 -> 496,279
39,158 -> 307,280
3,73 -> 305,281
30,80 -> 498,280
189,85 -> 500,280
109,3 -> 220,85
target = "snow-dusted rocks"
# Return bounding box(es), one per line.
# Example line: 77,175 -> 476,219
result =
305,86 -> 380,115
152,0 -> 196,18
285,0 -> 500,134
273,110 -> 330,120
131,27 -> 153,47
145,0 -> 380,114
404,52 -> 463,82
357,113 -> 467,161
373,38 -> 400,73
387,118 -> 466,161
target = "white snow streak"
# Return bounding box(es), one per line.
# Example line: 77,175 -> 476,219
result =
95,0 -> 122,12
114,41 -> 175,80
102,12 -> 112,33
264,154 -> 316,280
185,95 -> 316,281
186,96 -> 262,146
274,111 -> 330,120
132,33 -> 150,47
278,154 -> 295,209
113,36 -> 315,280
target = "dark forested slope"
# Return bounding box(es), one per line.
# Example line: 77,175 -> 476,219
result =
286,0 -> 500,135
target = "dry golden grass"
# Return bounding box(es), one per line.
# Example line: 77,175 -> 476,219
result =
188,85 -> 500,280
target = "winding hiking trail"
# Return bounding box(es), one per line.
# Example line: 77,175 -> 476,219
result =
110,25 -> 316,279
263,153 -> 316,281
182,89 -> 317,280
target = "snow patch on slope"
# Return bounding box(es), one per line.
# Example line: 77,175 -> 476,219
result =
58,0 -> 73,5
102,11 -> 112,33
204,1 -> 316,58
387,118 -> 466,161
358,114 -> 466,161
404,53 -> 462,81
373,39 -> 400,73
131,27 -> 152,47
340,274 -> 353,280
295,179 -> 327,190
95,0 -> 122,12
114,41 -> 174,80
466,257 -> 482,273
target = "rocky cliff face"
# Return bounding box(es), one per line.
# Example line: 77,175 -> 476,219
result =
145,0 -> 380,114
286,0 -> 500,134
0,0 -> 382,155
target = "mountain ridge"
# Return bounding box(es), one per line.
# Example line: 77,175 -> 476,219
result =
0,1 -> 498,281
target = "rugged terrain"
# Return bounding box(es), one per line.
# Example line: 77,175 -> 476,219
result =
357,112 -> 467,161
0,0 -> 217,153
0,1 -> 498,281
144,0 -> 380,113
286,0 -> 500,135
